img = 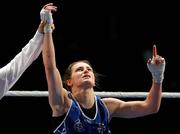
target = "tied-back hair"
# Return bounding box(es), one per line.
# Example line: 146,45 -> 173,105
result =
63,60 -> 102,91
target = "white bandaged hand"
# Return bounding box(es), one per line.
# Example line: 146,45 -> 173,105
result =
40,8 -> 53,24
147,56 -> 166,84
40,8 -> 54,33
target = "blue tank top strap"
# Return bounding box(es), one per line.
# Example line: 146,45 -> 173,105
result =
96,95 -> 101,100
67,92 -> 73,100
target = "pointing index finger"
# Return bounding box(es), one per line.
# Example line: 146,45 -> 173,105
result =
153,45 -> 157,57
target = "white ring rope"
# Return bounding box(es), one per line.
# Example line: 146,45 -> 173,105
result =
5,91 -> 180,98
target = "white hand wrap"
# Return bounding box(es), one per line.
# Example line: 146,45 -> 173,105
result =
40,8 -> 46,22
40,9 -> 54,33
147,58 -> 166,84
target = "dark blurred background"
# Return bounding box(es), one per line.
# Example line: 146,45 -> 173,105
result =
0,0 -> 180,133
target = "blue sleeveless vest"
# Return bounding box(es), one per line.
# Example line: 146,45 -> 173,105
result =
54,95 -> 111,134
